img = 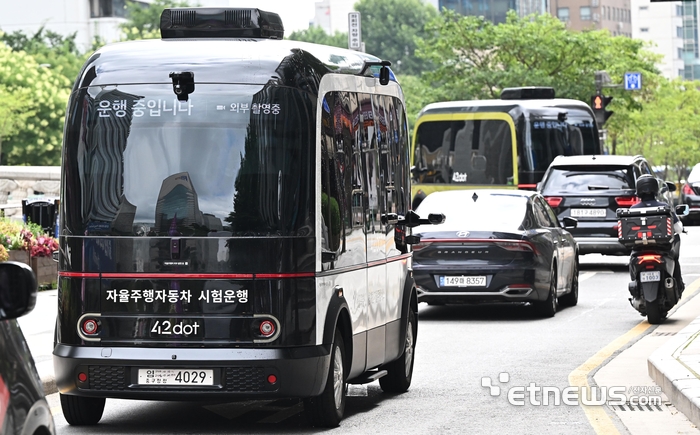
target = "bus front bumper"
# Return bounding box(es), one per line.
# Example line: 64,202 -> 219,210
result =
53,344 -> 331,400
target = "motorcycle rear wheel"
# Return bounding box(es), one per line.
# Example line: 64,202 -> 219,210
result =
646,299 -> 665,325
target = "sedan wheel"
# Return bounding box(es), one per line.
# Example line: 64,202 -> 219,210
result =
559,259 -> 578,307
536,269 -> 557,318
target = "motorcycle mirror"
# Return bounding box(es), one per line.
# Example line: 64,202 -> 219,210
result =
562,217 -> 578,229
676,204 -> 690,217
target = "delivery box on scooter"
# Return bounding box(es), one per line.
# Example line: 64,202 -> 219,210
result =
617,206 -> 674,248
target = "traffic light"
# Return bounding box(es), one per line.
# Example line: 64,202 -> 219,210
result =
591,93 -> 613,127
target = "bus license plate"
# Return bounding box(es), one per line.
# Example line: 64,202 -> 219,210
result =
640,271 -> 661,283
440,276 -> 486,287
570,208 -> 606,218
137,369 -> 214,386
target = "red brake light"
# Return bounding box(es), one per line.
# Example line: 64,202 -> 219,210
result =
545,196 -> 563,208
638,254 -> 662,264
411,242 -> 427,251
683,184 -> 694,195
494,241 -> 535,252
616,196 -> 640,207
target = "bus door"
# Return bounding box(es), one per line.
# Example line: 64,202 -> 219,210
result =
359,93 -> 387,368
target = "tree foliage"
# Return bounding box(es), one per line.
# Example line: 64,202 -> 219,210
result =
121,0 -> 193,40
355,0 -> 438,75
1,27 -> 85,89
416,11 -> 661,104
614,79 -> 700,183
0,43 -> 70,165
287,26 -> 347,49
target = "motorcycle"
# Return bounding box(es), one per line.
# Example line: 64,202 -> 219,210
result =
617,204 -> 689,324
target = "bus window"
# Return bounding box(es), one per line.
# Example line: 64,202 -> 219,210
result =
413,119 -> 513,186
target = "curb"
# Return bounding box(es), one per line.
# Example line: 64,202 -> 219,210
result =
42,375 -> 57,396
648,316 -> 700,428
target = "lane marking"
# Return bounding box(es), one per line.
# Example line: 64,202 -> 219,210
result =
570,276 -> 700,434
580,272 -> 597,283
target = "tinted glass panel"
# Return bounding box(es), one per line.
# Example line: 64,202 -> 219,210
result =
63,84 -> 315,237
542,166 -> 634,194
413,120 -> 514,185
525,120 -> 576,172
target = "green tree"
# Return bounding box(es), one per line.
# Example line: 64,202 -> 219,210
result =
0,85 -> 35,163
287,26 -> 347,49
0,43 -> 70,165
614,79 -> 700,184
0,27 -> 86,87
417,11 -> 660,104
355,0 -> 439,75
121,0 -> 194,40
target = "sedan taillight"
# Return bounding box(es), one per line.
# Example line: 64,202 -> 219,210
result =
544,196 -> 562,208
494,240 -> 536,252
615,196 -> 640,207
683,184 -> 694,195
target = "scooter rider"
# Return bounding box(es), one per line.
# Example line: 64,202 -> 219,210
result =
630,174 -> 685,293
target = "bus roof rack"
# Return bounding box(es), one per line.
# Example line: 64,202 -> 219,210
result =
500,87 -> 555,100
160,8 -> 284,39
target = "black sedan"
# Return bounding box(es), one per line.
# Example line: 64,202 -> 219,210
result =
412,189 -> 579,317
0,262 -> 55,435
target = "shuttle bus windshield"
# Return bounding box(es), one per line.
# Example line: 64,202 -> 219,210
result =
66,85 -> 315,238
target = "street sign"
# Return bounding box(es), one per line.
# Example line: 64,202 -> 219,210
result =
348,12 -> 362,51
624,72 -> 642,90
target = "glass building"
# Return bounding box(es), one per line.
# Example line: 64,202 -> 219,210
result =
430,0 -> 549,24
681,2 -> 700,80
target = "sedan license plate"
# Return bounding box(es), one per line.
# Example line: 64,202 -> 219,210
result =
137,369 -> 214,386
570,208 -> 606,218
440,276 -> 486,287
640,271 -> 661,283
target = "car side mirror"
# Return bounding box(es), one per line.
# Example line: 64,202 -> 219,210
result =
676,204 -> 690,216
562,217 -> 578,229
666,181 -> 677,192
0,262 -> 37,320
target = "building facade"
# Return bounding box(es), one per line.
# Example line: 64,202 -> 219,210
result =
631,0 -> 684,79
313,0 -> 357,34
426,0 -> 549,23
552,0 -> 631,36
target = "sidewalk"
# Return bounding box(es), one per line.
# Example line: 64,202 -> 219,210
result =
649,292 -> 700,429
17,288 -> 58,395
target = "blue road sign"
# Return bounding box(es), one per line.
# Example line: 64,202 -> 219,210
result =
624,72 -> 642,90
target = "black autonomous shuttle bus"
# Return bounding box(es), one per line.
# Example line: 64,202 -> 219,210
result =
53,8 -> 432,428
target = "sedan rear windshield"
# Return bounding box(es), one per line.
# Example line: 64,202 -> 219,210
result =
541,166 -> 634,194
415,192 -> 528,231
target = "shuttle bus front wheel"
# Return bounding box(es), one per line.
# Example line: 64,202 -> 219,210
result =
304,329 -> 347,427
380,308 -> 416,393
60,394 -> 106,426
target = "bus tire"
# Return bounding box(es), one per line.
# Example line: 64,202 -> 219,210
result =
304,329 -> 346,427
379,308 -> 416,394
60,394 -> 105,425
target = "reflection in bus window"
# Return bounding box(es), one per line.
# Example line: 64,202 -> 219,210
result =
414,119 -> 513,185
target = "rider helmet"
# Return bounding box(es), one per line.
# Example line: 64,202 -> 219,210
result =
635,174 -> 659,198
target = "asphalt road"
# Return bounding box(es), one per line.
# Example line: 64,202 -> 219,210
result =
36,230 -> 700,435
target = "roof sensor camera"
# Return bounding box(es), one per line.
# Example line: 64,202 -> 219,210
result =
169,71 -> 195,101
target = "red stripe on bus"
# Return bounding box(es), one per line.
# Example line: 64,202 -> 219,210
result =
58,272 -> 100,278
255,273 -> 315,279
387,253 -> 412,263
100,273 -> 254,279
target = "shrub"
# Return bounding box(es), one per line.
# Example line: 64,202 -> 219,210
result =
0,218 -> 58,258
